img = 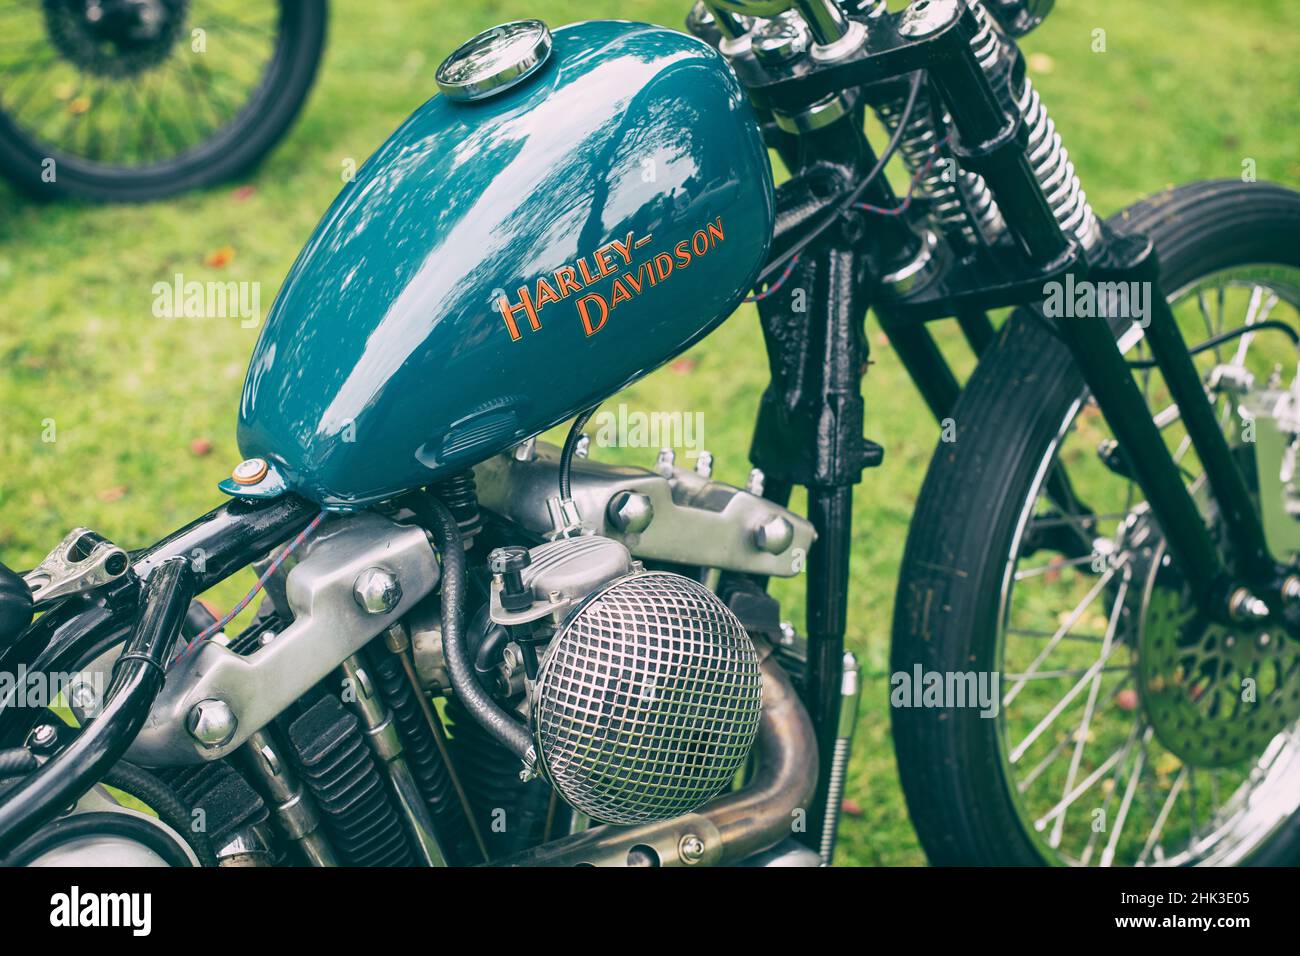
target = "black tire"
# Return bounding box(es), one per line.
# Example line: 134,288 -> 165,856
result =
892,179 -> 1300,866
0,1 -> 326,202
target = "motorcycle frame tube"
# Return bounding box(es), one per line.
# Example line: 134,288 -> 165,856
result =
0,556 -> 194,853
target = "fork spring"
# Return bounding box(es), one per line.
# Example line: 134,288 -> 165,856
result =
967,0 -> 1101,251
874,86 -> 1006,253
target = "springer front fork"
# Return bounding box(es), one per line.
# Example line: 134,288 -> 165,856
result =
694,0 -> 1295,856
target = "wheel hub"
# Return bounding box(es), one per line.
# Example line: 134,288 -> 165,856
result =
43,0 -> 190,78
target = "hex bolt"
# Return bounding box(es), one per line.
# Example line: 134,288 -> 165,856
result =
512,437 -> 537,462
353,567 -> 402,615
187,698 -> 238,749
695,451 -> 714,479
29,724 -> 58,750
746,467 -> 766,496
751,12 -> 810,65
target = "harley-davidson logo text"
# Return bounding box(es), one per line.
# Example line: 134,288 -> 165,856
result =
496,217 -> 727,341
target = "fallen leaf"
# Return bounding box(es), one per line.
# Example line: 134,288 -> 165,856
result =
97,485 -> 127,502
1027,52 -> 1054,74
231,185 -> 256,202
189,437 -> 214,457
67,96 -> 91,115
1114,687 -> 1138,711
204,246 -> 236,268
841,798 -> 864,818
53,82 -> 75,101
670,357 -> 696,374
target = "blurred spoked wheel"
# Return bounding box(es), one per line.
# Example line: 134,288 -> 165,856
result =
0,0 -> 325,201
892,180 -> 1300,865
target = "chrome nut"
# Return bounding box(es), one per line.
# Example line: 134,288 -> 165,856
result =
353,567 -> 402,615
187,699 -> 238,749
898,0 -> 962,38
754,515 -> 795,555
678,833 -> 707,864
608,491 -> 655,534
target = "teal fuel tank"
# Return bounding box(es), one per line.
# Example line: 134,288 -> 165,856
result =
236,19 -> 775,510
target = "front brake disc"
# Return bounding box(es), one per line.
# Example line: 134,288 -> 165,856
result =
1136,540 -> 1300,766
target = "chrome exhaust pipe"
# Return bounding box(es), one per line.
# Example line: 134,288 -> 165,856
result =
490,653 -> 817,867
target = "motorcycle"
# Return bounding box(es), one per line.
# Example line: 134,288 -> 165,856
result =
0,0 -> 326,202
1,0 -> 1299,868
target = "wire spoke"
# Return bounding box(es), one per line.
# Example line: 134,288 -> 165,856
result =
1005,627 -> 1106,644
1100,726 -> 1154,866
1035,721 -> 1142,830
1014,553 -> 1099,581
1137,766 -> 1188,865
1004,665 -> 1129,681
1003,567 -> 1115,709
1048,576 -> 1128,846
1008,636 -> 1129,763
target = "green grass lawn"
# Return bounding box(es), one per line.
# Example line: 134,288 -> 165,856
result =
1,0 -> 1298,865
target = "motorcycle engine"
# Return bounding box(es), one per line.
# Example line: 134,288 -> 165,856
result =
487,536 -> 763,825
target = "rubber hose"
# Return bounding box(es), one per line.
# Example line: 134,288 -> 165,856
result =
410,493 -> 535,763
559,406 -> 598,501
0,749 -> 36,777
103,761 -> 216,867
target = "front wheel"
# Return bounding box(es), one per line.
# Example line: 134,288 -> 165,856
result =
892,180 -> 1300,866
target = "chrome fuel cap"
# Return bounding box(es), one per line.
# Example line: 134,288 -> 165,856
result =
436,20 -> 553,103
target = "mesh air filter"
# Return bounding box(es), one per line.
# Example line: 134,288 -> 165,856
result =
532,571 -> 762,825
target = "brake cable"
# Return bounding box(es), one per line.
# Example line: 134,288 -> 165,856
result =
754,69 -> 925,286
1126,319 -> 1300,369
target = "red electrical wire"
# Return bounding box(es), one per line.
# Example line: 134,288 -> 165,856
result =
171,510 -> 327,665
